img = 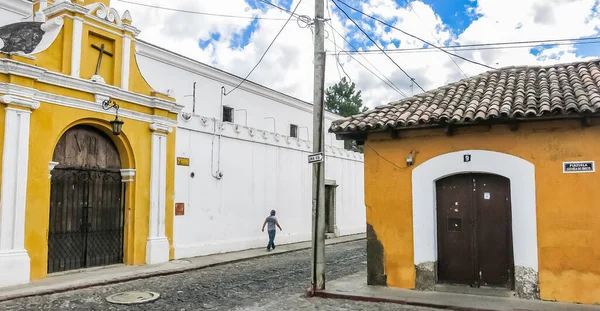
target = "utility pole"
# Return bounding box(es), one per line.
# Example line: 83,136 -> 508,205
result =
311,0 -> 326,292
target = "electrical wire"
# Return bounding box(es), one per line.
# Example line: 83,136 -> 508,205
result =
327,21 -> 406,97
116,0 -> 290,20
258,0 -> 303,18
404,0 -> 468,78
331,0 -> 426,93
223,0 -> 303,96
330,39 -> 600,55
334,0 -> 496,71
326,0 -> 343,80
325,36 -> 407,97
354,36 -> 600,53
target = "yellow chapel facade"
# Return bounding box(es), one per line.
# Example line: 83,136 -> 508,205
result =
0,0 -> 182,286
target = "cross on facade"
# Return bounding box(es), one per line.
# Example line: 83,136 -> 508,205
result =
91,43 -> 113,76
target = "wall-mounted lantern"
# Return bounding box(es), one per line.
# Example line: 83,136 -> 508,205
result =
102,98 -> 124,135
406,150 -> 419,167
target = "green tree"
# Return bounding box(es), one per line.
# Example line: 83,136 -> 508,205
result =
325,77 -> 368,116
325,77 -> 368,153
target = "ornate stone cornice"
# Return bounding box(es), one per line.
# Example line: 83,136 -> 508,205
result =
149,123 -> 173,134
120,169 -> 136,183
0,94 -> 40,110
0,59 -> 183,114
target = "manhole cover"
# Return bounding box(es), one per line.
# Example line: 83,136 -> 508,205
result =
106,291 -> 160,304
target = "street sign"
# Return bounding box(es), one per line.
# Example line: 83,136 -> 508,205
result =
308,152 -> 324,164
563,161 -> 594,173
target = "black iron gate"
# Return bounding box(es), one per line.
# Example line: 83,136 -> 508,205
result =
48,168 -> 126,273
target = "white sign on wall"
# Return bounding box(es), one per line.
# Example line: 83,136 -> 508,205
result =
308,152 -> 324,164
563,161 -> 595,173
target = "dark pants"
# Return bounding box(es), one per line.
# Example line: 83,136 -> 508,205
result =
267,230 -> 276,249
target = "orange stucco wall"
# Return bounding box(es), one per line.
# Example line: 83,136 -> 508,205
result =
364,119 -> 600,304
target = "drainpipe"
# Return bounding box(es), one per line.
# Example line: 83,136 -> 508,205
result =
264,117 -> 276,133
236,109 -> 248,126
212,87 -> 226,179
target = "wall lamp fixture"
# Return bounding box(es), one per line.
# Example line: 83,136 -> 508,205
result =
102,99 -> 124,136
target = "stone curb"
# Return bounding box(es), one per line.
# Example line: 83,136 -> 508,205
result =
310,289 -> 498,311
0,234 -> 365,303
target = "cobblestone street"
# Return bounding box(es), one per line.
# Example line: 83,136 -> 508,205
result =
0,240 -> 435,310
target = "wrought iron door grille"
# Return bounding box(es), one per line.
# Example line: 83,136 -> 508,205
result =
48,168 -> 126,274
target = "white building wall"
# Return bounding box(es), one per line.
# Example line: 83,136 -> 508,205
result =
174,119 -> 364,258
0,0 -> 31,25
135,41 -> 345,149
135,41 -> 365,259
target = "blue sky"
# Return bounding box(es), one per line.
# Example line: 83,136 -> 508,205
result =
198,0 -> 600,61
122,0 -> 600,107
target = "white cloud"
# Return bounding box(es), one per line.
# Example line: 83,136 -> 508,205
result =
111,0 -> 600,109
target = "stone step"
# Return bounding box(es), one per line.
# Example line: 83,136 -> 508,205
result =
434,284 -> 517,298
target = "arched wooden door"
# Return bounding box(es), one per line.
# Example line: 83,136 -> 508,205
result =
48,125 -> 125,273
436,173 -> 514,289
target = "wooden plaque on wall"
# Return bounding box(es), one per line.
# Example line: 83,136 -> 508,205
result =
175,203 -> 185,216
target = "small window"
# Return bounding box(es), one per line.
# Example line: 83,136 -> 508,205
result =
290,124 -> 298,138
222,106 -> 234,123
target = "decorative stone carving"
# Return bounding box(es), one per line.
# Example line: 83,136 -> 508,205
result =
120,169 -> 136,183
0,95 -> 40,110
149,123 -> 172,134
48,161 -> 59,178
87,3 -> 122,26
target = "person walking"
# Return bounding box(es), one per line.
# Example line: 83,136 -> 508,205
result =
262,210 -> 282,251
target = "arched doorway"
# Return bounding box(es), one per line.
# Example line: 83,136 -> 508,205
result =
48,125 -> 125,273
436,173 -> 514,289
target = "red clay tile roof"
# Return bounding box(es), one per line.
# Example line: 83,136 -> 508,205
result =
329,59 -> 600,134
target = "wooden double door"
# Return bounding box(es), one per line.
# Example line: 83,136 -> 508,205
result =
436,173 -> 514,288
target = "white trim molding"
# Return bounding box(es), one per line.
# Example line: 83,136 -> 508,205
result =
411,150 -> 539,297
3,0 -> 32,17
0,59 -> 184,114
43,1 -> 141,36
0,106 -> 34,287
146,132 -> 169,264
0,94 -> 40,110
48,161 -> 58,178
135,41 -> 342,121
150,122 -> 172,134
412,150 -> 538,270
121,35 -> 132,91
71,16 -> 83,78
30,17 -> 64,55
120,168 -> 136,183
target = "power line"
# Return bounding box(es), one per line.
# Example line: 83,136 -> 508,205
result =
404,0 -> 468,78
331,0 -> 426,93
330,39 -> 600,55
325,36 -> 407,97
326,0 -> 343,80
224,0 -> 303,96
116,0 -> 290,21
327,21 -> 406,96
334,0 -> 496,71
257,0 -> 303,18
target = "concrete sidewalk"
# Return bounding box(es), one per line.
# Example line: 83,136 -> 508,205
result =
313,270 -> 600,311
0,233 -> 365,302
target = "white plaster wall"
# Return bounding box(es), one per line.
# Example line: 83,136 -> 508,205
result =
135,41 -> 345,149
173,118 -> 365,259
0,0 -> 31,26
136,42 -> 366,258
